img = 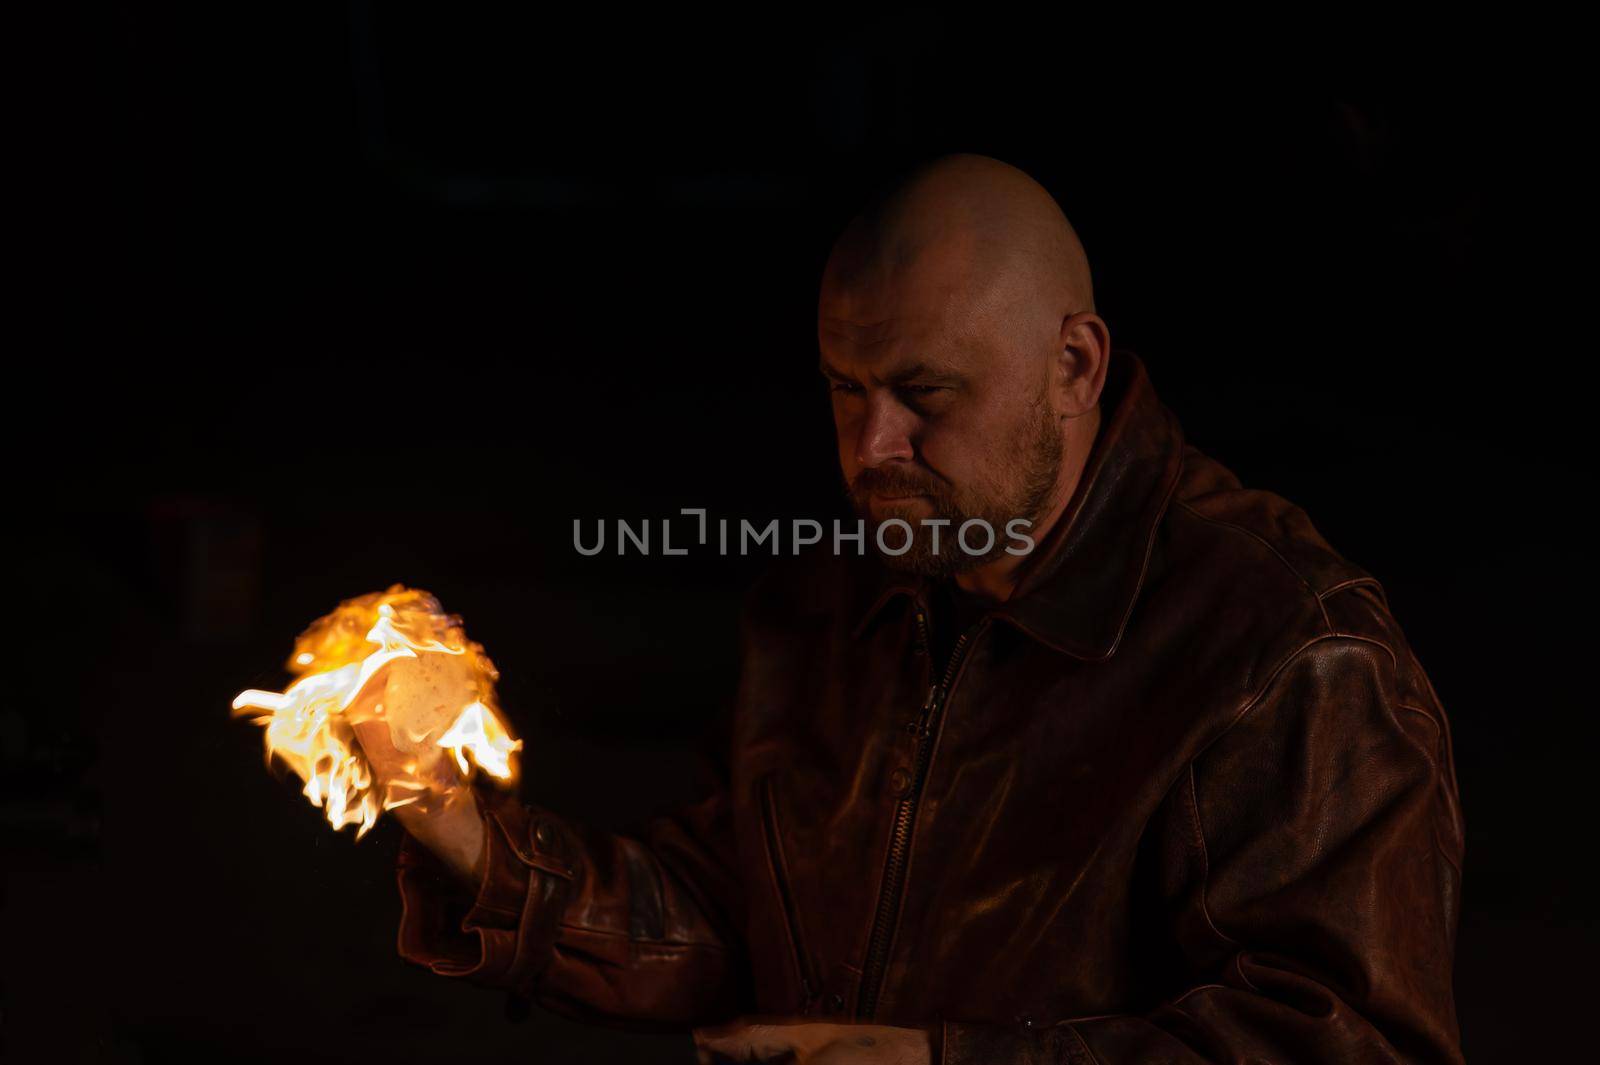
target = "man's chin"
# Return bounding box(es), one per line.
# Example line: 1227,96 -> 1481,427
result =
875,546 -> 983,579
878,552 -> 949,577
866,524 -> 987,579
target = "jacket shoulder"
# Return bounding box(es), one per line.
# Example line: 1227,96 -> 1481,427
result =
1170,445 -> 1383,605
1161,445 -> 1442,710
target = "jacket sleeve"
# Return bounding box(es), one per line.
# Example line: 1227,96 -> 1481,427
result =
939,634 -> 1465,1065
394,737 -> 755,1030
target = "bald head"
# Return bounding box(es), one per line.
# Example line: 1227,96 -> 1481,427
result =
821,154 -> 1094,326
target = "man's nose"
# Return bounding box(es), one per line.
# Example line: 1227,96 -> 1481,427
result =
854,391 -> 917,468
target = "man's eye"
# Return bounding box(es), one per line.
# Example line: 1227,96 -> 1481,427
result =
829,381 -> 863,394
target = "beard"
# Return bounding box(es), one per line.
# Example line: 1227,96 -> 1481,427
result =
846,390 -> 1063,577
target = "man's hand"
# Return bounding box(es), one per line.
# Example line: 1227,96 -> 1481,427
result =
692,1019 -> 932,1065
348,662 -> 487,884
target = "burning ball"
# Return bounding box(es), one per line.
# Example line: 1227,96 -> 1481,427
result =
231,585 -> 521,837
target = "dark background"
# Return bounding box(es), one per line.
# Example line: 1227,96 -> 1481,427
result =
9,8 -> 1587,1062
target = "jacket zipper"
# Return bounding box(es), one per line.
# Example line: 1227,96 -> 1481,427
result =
856,607 -> 985,1020
760,774 -> 823,1013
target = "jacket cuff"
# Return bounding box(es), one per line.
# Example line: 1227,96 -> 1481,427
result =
396,786 -> 577,990
938,1021 -> 1094,1065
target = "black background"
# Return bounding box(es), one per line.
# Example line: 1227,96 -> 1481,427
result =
9,8 -> 1588,1063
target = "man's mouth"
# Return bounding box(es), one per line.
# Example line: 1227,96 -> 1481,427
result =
866,493 -> 936,517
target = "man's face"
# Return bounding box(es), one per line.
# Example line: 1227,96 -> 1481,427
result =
819,252 -> 1064,576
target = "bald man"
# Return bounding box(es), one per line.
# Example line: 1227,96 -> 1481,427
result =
375,156 -> 1465,1064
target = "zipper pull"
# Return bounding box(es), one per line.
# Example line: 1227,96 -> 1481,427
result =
904,685 -> 941,736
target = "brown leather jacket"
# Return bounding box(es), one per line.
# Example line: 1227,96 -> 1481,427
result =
397,351 -> 1465,1064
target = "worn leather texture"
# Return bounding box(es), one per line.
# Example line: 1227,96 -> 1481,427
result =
397,351 -> 1465,1063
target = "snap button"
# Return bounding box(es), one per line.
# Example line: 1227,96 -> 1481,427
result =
888,767 -> 912,797
534,822 -> 553,849
830,993 -> 846,1012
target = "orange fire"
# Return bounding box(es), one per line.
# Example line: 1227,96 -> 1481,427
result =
231,585 -> 521,838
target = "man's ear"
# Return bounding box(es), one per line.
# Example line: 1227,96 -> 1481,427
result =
1053,311 -> 1111,418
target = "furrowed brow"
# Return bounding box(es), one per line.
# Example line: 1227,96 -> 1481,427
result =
819,358 -> 965,387
884,362 -> 964,387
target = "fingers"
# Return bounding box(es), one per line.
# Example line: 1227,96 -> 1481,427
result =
693,1021 -> 934,1065
695,1022 -> 792,1060
692,1020 -> 841,1063
696,1048 -> 797,1065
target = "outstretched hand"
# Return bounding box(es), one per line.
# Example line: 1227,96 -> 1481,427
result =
692,1018 -> 932,1065
348,662 -> 487,883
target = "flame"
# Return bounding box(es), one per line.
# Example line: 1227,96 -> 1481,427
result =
231,585 -> 521,838
438,701 -> 519,778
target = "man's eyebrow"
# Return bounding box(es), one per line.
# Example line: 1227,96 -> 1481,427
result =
818,359 -> 965,386
884,362 -> 964,386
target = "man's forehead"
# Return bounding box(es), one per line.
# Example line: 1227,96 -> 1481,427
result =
817,314 -> 974,385
818,313 -> 913,346
818,279 -> 993,375
817,222 -> 1025,376
820,274 -> 967,348
818,311 -> 940,364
